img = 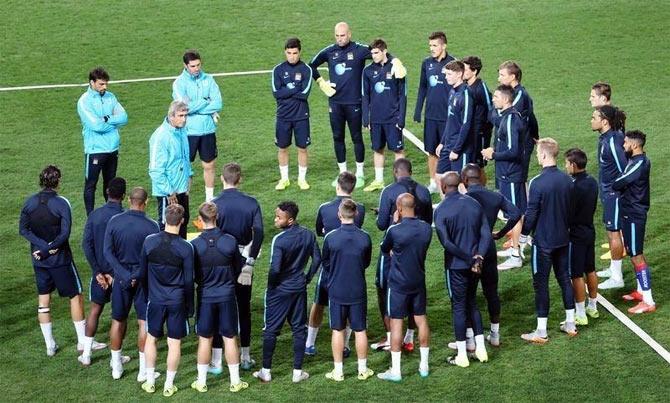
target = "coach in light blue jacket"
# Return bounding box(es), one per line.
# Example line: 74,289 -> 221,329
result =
148,101 -> 192,239
77,67 -> 128,215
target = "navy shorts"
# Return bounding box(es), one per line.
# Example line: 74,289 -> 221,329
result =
196,300 -> 239,338
621,216 -> 646,257
370,123 -> 404,152
147,302 -> 189,339
275,119 -> 310,149
34,263 -> 82,298
568,241 -> 595,279
436,147 -> 471,174
424,119 -> 445,155
329,301 -> 366,331
89,276 -> 112,305
499,180 -> 527,214
601,191 -> 621,231
375,252 -> 391,290
387,288 -> 426,319
188,133 -> 218,163
111,283 -> 147,321
313,271 -> 329,306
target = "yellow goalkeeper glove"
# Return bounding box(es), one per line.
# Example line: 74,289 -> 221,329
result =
316,77 -> 336,97
391,58 -> 407,79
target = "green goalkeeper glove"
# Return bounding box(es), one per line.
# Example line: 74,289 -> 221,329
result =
316,77 -> 336,97
391,58 -> 407,79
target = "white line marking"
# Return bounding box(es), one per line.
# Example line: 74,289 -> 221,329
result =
402,128 -> 429,156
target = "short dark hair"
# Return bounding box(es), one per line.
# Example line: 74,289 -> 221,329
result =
393,158 -> 412,175
337,171 -> 356,194
165,204 -> 184,226
625,130 -> 646,148
277,201 -> 299,220
339,198 -> 357,220
428,31 -> 447,44
592,82 -> 611,101
89,67 -> 109,82
596,105 -> 627,132
129,187 -> 148,205
107,177 -> 126,200
462,56 -> 482,76
444,60 -> 464,73
496,84 -> 515,102
198,202 -> 218,224
183,49 -> 201,64
369,38 -> 387,51
564,148 -> 588,170
222,163 -> 241,185
461,163 -> 482,183
499,60 -> 522,82
285,37 -> 301,50
39,165 -> 61,189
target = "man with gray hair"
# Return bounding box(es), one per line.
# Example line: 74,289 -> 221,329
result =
149,101 -> 193,238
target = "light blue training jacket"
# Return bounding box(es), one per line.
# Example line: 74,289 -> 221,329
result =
148,118 -> 192,196
77,86 -> 128,154
172,69 -> 222,136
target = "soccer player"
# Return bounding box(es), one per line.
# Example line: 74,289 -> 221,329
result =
253,201 -> 320,383
435,61 -> 474,179
413,31 -> 455,193
564,148 -> 600,323
377,193 -> 432,382
149,100 -> 192,239
612,130 -> 656,313
462,56 -> 493,167
190,202 -> 249,393
589,82 -> 612,108
139,204 -> 194,397
481,85 -> 526,270
433,172 -> 490,367
520,138 -> 577,343
272,37 -> 313,191
310,21 -> 406,187
361,38 -> 407,192
78,177 -> 127,366
591,105 -> 628,289
373,158 -> 432,351
77,67 -> 128,215
104,186 -> 160,380
305,171 -> 365,356
211,163 -> 264,371
322,199 -> 374,382
461,163 -> 521,347
19,165 -> 86,358
172,50 -> 222,202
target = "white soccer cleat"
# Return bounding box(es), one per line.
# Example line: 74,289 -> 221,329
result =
598,278 -> 624,290
46,343 -> 59,357
596,268 -> 612,278
497,256 -> 522,271
92,340 -> 108,351
78,354 -> 91,366
111,363 -> 124,380
292,370 -> 310,383
496,247 -> 515,257
486,332 -> 500,347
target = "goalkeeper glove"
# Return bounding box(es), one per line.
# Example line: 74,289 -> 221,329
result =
316,77 -> 336,97
390,58 -> 407,79
237,265 -> 253,286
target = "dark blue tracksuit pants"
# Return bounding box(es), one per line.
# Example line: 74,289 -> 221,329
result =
262,289 -> 307,369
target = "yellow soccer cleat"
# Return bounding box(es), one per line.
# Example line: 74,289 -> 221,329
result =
297,179 -> 310,190
357,368 -> 375,380
325,370 -> 344,382
275,179 -> 290,191
141,382 -> 155,394
229,381 -> 249,393
363,180 -> 384,192
190,380 -> 207,393
162,385 -> 178,397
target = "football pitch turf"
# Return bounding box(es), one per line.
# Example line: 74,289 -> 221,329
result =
1,0 -> 669,401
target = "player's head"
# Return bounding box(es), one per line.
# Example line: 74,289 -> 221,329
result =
493,84 -> 514,110
369,38 -> 388,64
168,100 -> 188,128
337,198 -> 357,223
592,105 -> 626,133
183,49 -> 202,77
336,171 -> 356,195
198,201 -> 218,226
39,165 -> 61,190
275,201 -> 298,229
285,37 -> 301,64
393,158 -> 412,179
128,186 -> 148,210
428,31 -> 447,58
440,171 -> 460,194
590,82 -> 611,108
165,204 -> 185,227
106,177 -> 126,201
498,61 -> 521,86
623,130 -> 646,154
536,137 -> 559,166
334,22 -> 351,47
221,162 -> 241,187
462,56 -> 482,81
461,163 -> 483,187
396,193 -> 416,219
443,60 -> 465,86
88,67 -> 109,95
564,148 -> 588,175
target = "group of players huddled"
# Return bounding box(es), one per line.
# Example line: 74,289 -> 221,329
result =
19,21 -> 655,396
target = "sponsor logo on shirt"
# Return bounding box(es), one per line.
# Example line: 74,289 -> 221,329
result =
347,52 -> 354,60
374,81 -> 391,94
386,72 -> 392,80
295,73 -> 302,81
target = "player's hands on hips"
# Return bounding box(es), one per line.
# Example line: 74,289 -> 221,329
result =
237,265 -> 253,286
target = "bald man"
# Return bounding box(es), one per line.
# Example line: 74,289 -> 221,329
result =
310,22 -> 407,188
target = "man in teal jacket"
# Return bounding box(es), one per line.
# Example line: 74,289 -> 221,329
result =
172,50 -> 223,202
149,101 -> 193,239
77,67 -> 128,215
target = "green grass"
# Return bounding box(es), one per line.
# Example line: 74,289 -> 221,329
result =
1,0 -> 670,401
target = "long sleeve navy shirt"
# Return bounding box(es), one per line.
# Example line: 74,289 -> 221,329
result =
267,224 -> 321,293
512,84 -> 539,142
468,78 -> 493,141
492,107 -> 526,183
316,196 -> 365,236
362,56 -> 407,127
569,171 -> 599,243
322,224 -> 372,304
309,41 -> 372,105
192,228 -> 244,303
612,153 -> 651,220
212,188 -> 264,259
271,60 -> 312,121
377,176 -> 433,231
441,83 -> 474,155
82,201 -> 123,275
380,217 -> 432,294
414,54 -> 455,122
597,129 -> 627,195
466,184 -> 521,238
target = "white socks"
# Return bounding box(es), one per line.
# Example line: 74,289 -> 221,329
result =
211,348 -> 222,368
357,358 -> 367,373
82,335 -> 93,358
111,349 -> 122,367
565,309 -> 576,323
165,370 -> 176,390
306,326 -> 318,347
145,368 -> 156,386
205,187 -> 214,202
356,162 -> 364,177
338,162 -> 347,173
404,328 -> 414,344
474,334 -> 485,349
197,364 -> 208,385
588,297 -> 598,310
229,363 -> 240,385
386,331 -> 391,343
390,351 -> 401,375
610,259 -> 623,281
333,361 -> 343,375
298,165 -> 307,181
375,167 -> 384,182
241,346 -> 250,362
139,351 -> 146,375
456,340 -> 467,357
419,347 -> 429,370
39,322 -> 55,348
73,319 -> 86,345
641,290 -> 655,305
491,322 -> 500,333
344,326 -> 352,349
537,317 -> 548,335
279,165 -> 289,181
575,302 -> 586,318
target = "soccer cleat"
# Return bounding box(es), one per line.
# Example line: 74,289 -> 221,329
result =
520,331 -> 549,344
190,380 -> 208,393
447,355 -> 469,368
628,301 -> 656,314
240,358 -> 256,371
111,363 -> 124,380
137,370 -> 160,383
419,367 -> 430,378
46,343 -> 59,357
207,365 -> 223,375
474,348 -> 489,363
76,340 -> 108,353
497,256 -> 522,271
427,182 -> 438,194
343,347 -> 351,358
600,251 -> 611,260
77,354 -> 91,366
363,179 -> 384,192
559,322 -> 578,336
141,382 -> 155,394
292,371 -> 310,383
622,290 -> 643,302
486,332 -> 500,347
357,368 -> 374,380
355,175 -> 365,189
162,385 -> 178,397
304,345 -> 317,356
402,342 -> 414,353
596,268 -> 612,278
575,316 -> 589,326
496,247 -> 515,257
252,370 -> 271,383
325,370 -> 344,382
230,381 -> 249,392
377,369 -> 402,382
275,178 -> 290,191
447,340 -> 475,352
598,278 -> 624,290
586,307 -> 600,318
297,179 -> 310,190
371,338 -> 390,351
